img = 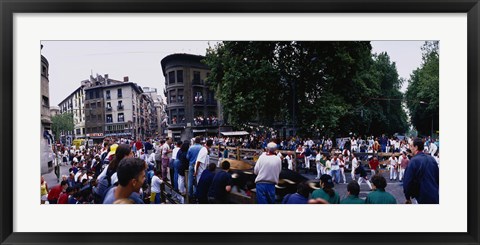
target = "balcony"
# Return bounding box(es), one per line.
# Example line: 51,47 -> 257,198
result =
117,105 -> 124,110
106,95 -> 111,100
192,79 -> 205,86
106,107 -> 112,111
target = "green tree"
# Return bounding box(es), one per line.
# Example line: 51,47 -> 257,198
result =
204,41 -> 408,137
51,113 -> 74,141
405,41 -> 439,136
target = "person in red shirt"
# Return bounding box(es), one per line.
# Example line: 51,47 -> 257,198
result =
135,138 -> 143,157
58,187 -> 73,204
368,156 -> 380,177
47,180 -> 68,204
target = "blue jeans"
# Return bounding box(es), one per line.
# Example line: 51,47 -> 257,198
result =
331,169 -> 340,184
256,183 -> 276,204
173,159 -> 180,191
188,164 -> 195,199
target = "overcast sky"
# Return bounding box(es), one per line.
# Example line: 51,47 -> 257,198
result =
41,41 -> 425,106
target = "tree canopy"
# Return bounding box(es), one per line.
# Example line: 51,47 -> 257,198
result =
405,41 -> 439,137
204,41 -> 409,138
51,113 -> 74,141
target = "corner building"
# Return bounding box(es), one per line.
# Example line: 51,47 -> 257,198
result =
161,53 -> 219,141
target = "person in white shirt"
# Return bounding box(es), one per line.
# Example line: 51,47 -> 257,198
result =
351,137 -> 358,152
315,152 -> 323,179
429,140 -> 438,156
150,170 -> 163,204
285,153 -> 293,171
147,151 -> 156,169
350,153 -> 359,181
194,139 -> 213,184
254,142 -> 282,204
394,139 -> 400,152
388,155 -> 398,180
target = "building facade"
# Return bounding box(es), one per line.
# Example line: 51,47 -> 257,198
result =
41,46 -> 54,174
58,85 -> 86,144
161,53 -> 219,141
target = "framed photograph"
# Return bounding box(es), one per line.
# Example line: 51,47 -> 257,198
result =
1,0 -> 479,244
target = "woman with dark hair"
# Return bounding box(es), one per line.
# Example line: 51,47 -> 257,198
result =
176,141 -> 190,195
365,175 -> 397,204
94,144 -> 132,203
310,174 -> 340,204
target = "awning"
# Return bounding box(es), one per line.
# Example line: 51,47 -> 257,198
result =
220,131 -> 249,136
193,129 -> 206,133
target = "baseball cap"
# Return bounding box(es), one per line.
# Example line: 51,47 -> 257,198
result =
107,144 -> 118,158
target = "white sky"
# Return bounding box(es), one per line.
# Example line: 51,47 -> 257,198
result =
41,40 -> 425,106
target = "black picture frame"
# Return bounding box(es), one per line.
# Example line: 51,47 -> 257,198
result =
1,1 -> 479,244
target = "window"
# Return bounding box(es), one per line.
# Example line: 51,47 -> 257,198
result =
91,102 -> 96,109
42,66 -> 47,76
82,128 -> 85,134
169,90 -> 176,103
118,113 -> 125,122
106,90 -> 111,100
170,109 -> 177,124
178,109 -> 185,123
168,71 -> 175,84
106,102 -> 111,110
117,88 -> 122,98
194,91 -> 203,102
97,102 -> 101,108
106,114 -> 112,123
95,90 -> 100,99
42,96 -> 49,107
86,115 -> 90,121
193,71 -> 201,84
177,89 -> 184,102
177,70 -> 183,83
85,103 -> 90,109
76,129 -> 81,135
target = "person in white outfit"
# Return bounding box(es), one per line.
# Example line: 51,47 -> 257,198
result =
285,153 -> 294,171
315,152 -> 323,179
388,155 -> 398,180
350,153 -> 359,181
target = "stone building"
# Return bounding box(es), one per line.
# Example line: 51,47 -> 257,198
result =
161,53 -> 220,141
41,45 -> 54,174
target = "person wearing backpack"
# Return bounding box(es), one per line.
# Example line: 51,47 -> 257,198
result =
94,144 -> 132,204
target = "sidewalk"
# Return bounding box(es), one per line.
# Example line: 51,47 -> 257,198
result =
42,164 -> 71,189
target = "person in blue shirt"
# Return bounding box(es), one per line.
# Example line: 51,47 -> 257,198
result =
186,137 -> 203,201
282,181 -> 310,204
403,137 -> 439,204
195,163 -> 216,204
208,160 -> 232,204
103,158 -> 146,204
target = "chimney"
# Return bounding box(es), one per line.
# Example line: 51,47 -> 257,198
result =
104,74 -> 108,79
124,76 -> 129,82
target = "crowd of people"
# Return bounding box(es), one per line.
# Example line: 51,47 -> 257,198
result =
41,132 -> 439,205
